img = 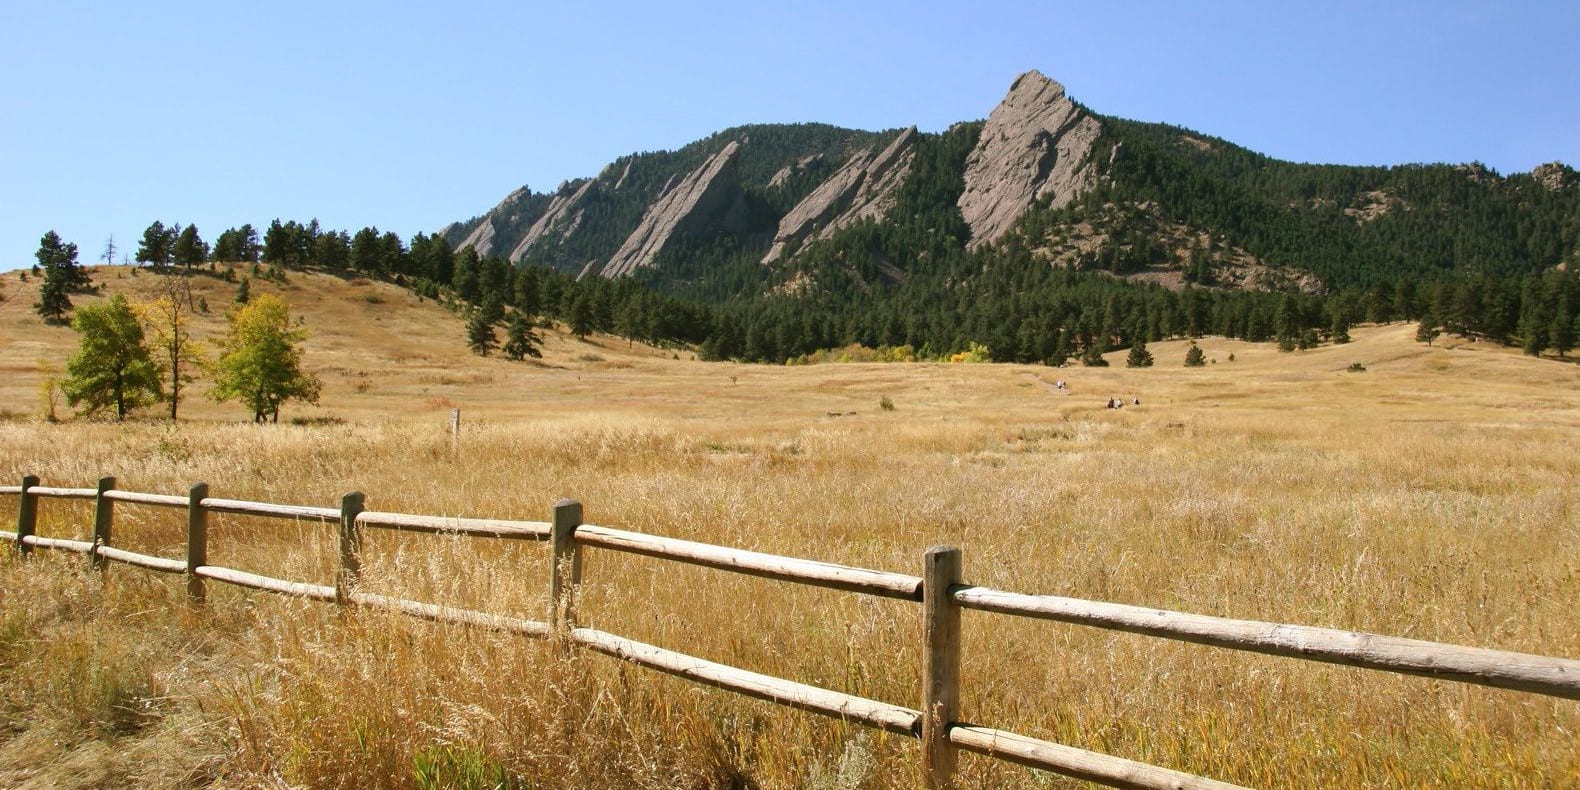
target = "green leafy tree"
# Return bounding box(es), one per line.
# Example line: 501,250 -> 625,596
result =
211,294 -> 321,422
1183,342 -> 1206,367
138,277 -> 207,420
61,294 -> 163,420
1126,340 -> 1154,367
503,314 -> 544,360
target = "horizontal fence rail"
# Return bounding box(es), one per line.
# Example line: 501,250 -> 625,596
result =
5,476 -> 1579,790
952,587 -> 1580,700
356,510 -> 551,540
574,524 -> 924,600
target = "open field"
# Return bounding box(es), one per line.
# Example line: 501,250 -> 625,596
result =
1,266 -> 1578,787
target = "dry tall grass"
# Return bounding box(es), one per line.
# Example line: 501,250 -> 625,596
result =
0,266 -> 1577,788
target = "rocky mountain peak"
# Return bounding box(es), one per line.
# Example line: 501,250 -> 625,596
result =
762,127 -> 918,264
598,140 -> 745,278
957,70 -> 1102,249
508,179 -> 598,262
1532,161 -> 1575,191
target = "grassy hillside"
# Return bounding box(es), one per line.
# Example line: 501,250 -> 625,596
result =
1,265 -> 1577,788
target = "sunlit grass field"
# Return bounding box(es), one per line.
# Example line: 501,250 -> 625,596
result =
1,266 -> 1577,787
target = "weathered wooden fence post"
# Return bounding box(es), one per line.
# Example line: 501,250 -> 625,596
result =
90,476 -> 115,573
15,475 -> 39,557
550,499 -> 584,633
450,409 -> 461,451
186,483 -> 209,606
922,545 -> 963,790
338,491 -> 365,608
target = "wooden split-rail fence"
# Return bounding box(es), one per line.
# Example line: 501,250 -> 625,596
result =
3,475 -> 1577,790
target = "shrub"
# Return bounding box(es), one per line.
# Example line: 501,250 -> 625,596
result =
948,342 -> 991,363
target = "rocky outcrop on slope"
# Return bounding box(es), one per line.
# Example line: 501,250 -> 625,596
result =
508,179 -> 598,262
768,154 -> 825,188
454,185 -> 536,257
1532,161 -> 1575,191
599,141 -> 744,278
762,128 -> 917,264
958,70 -> 1101,249
457,218 -> 498,257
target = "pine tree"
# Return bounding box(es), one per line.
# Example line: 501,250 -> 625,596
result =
567,292 -> 596,339
235,276 -> 251,304
1126,340 -> 1154,367
172,224 -> 208,269
503,314 -> 544,360
1549,293 -> 1575,357
466,311 -> 498,356
33,231 -> 79,321
1328,307 -> 1351,344
1184,342 -> 1206,367
1416,314 -> 1442,347
135,221 -> 176,267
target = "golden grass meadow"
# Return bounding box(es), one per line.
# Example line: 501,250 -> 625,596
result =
1,266 -> 1577,788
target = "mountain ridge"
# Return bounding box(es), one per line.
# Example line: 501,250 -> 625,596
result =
443,71 -> 1577,298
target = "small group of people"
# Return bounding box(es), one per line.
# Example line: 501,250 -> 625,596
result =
1105,397 -> 1140,409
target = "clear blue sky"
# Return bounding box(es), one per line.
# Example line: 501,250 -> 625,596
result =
3,1 -> 1577,271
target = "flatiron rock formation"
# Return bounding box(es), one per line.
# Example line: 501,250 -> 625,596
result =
762,127 -> 917,264
508,179 -> 597,262
457,217 -> 498,258
599,141 -> 744,278
958,70 -> 1101,249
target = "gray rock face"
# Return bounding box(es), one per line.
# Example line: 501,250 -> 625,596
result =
456,185 -> 535,256
457,218 -> 497,257
958,70 -> 1101,249
763,128 -> 917,264
600,141 -> 743,278
508,179 -> 597,262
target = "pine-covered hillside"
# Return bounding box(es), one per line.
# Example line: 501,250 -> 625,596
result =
445,70 -> 1579,299
431,71 -> 1578,366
